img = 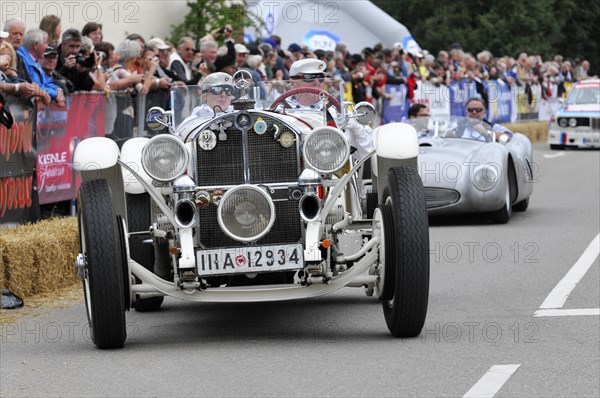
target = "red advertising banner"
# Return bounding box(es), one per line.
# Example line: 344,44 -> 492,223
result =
36,93 -> 106,204
0,96 -> 38,224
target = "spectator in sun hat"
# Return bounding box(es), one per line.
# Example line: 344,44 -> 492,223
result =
177,71 -> 235,139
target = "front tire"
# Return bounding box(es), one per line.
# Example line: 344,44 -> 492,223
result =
78,179 -> 127,349
380,165 -> 430,337
513,197 -> 529,212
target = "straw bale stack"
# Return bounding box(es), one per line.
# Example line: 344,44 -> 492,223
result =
500,121 -> 549,143
0,217 -> 79,298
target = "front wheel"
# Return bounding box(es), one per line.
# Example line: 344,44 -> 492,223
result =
78,179 -> 127,349
380,165 -> 430,337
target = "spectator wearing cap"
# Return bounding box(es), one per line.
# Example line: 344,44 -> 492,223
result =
146,38 -> 179,87
39,15 -> 61,47
239,44 -> 266,98
16,29 -> 64,107
288,58 -> 374,160
56,28 -> 98,91
169,36 -> 201,85
287,43 -> 303,61
177,72 -> 235,139
0,30 -> 8,44
82,22 -> 103,46
234,43 -> 249,69
40,45 -> 73,95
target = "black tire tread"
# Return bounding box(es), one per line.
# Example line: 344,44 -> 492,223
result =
381,165 -> 430,337
79,179 -> 126,348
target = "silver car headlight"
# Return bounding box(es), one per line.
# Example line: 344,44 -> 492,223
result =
558,118 -> 568,127
472,164 -> 498,191
141,135 -> 189,182
218,185 -> 276,242
568,118 -> 577,127
303,126 -> 350,174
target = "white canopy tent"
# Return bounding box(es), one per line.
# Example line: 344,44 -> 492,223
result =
245,0 -> 422,54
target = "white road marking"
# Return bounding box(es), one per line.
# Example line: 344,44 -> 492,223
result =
463,364 -> 521,398
534,308 -> 600,317
543,152 -> 566,159
539,233 -> 600,309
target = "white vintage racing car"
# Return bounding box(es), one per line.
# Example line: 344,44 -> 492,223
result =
73,74 -> 430,348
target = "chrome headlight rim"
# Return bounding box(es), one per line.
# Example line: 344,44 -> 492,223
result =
303,126 -> 350,174
141,134 -> 189,182
558,118 -> 568,127
217,185 -> 276,243
472,164 -> 499,191
568,118 -> 577,127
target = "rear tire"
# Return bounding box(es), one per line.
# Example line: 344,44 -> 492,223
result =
78,179 -> 127,349
380,165 -> 430,337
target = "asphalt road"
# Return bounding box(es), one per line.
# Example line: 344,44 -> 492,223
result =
1,144 -> 598,397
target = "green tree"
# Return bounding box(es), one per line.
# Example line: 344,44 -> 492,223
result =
372,0 -> 599,73
168,0 -> 263,46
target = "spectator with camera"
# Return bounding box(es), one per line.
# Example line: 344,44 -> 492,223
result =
56,28 -> 99,91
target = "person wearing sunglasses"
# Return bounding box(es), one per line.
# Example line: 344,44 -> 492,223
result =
445,97 -> 512,142
288,58 -> 374,160
178,72 -> 235,137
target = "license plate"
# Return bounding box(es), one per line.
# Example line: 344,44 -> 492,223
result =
197,244 -> 303,276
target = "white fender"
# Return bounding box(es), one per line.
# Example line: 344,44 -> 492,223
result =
374,122 -> 419,160
120,137 -> 152,194
73,137 -> 119,171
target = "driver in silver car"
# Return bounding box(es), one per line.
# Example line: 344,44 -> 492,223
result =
287,58 -> 374,160
444,97 -> 513,142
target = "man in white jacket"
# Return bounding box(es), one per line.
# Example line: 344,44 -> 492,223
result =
287,58 -> 374,160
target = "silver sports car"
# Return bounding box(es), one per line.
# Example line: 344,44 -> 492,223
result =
416,117 -> 534,223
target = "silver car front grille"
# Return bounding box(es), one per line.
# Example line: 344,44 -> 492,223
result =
424,187 -> 460,208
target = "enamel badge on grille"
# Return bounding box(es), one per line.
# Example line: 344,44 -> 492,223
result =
199,130 -> 217,151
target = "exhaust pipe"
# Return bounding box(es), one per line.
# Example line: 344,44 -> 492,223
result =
174,199 -> 196,228
299,193 -> 321,222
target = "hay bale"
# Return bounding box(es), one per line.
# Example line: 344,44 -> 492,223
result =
0,217 -> 79,298
501,121 -> 549,143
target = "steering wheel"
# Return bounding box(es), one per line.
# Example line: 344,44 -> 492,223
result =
269,87 -> 342,113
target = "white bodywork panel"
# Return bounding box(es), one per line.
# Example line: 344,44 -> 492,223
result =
73,137 -> 120,171
120,137 -> 152,194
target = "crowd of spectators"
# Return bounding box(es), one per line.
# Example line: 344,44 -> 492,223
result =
0,15 -> 596,111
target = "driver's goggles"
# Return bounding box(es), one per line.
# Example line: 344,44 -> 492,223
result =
290,73 -> 326,83
203,84 -> 235,96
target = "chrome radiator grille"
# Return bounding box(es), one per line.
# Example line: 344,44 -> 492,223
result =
195,114 -> 299,185
198,199 -> 302,248
194,113 -> 302,248
424,187 -> 460,208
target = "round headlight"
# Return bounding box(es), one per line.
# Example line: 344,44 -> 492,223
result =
218,185 -> 276,242
303,127 -> 350,174
141,135 -> 189,182
558,118 -> 568,127
473,164 -> 498,191
568,118 -> 577,127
